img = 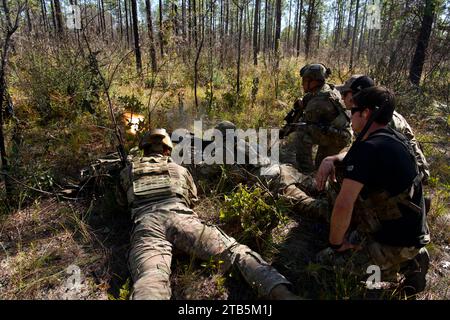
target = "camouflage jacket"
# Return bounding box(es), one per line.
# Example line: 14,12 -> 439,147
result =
302,83 -> 352,133
389,111 -> 430,181
120,154 -> 198,208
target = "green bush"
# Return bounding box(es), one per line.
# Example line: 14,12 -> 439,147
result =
220,184 -> 287,249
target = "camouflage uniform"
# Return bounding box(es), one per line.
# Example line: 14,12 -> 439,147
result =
267,163 -> 330,221
295,83 -> 352,173
319,128 -> 430,290
389,111 -> 430,181
195,121 -> 329,221
121,154 -> 292,300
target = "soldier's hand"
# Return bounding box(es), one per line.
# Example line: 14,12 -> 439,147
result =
316,156 -> 337,191
335,239 -> 360,253
293,99 -> 303,110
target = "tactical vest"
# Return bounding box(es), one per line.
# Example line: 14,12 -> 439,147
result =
354,129 -> 430,248
127,156 -> 193,207
303,84 -> 351,131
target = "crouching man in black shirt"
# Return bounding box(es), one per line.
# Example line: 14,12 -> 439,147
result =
315,86 -> 430,297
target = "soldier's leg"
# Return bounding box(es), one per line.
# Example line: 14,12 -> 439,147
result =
128,213 -> 173,300
282,185 -> 330,221
366,241 -> 421,283
167,212 -> 292,298
276,164 -> 329,220
313,127 -> 351,169
294,130 -> 314,174
317,237 -> 421,285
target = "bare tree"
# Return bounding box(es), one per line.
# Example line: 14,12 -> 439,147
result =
409,0 -> 436,86
274,0 -> 281,54
159,0 -> 164,56
304,0 -> 317,59
145,0 -> 158,72
0,0 -> 24,196
54,0 -> 64,35
349,0 -> 359,70
253,0 -> 261,65
296,0 -> 303,56
130,0 -> 142,75
124,0 -> 131,46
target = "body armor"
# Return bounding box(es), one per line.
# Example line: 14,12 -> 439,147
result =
353,130 -> 430,248
124,156 -> 194,207
302,84 -> 352,134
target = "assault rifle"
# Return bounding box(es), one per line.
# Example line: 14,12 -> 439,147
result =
279,99 -> 304,139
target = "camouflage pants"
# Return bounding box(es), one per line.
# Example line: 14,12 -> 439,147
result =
317,233 -> 420,283
294,126 -> 351,174
272,164 -> 330,221
128,201 -> 291,300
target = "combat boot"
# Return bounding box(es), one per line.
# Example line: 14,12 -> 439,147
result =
401,247 -> 430,297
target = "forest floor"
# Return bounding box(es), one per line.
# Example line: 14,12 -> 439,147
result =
0,124 -> 449,300
0,60 -> 449,299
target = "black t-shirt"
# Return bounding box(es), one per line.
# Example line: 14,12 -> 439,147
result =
343,127 -> 428,247
343,128 -> 417,198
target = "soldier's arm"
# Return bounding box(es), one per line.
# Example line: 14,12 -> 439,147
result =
329,178 -> 363,250
316,152 -> 347,191
393,116 -> 430,181
184,167 -> 199,205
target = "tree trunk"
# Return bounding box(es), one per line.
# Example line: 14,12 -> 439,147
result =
293,0 -> 299,52
118,0 -> 123,40
409,0 -> 436,86
25,0 -> 32,33
0,0 -> 20,197
159,0 -> 164,56
349,0 -> 359,70
54,0 -> 64,35
182,0 -> 187,38
237,5 -> 243,95
304,0 -> 315,59
145,0 -> 158,72
357,0 -> 367,60
345,0 -> 354,45
193,0 -> 198,47
263,0 -> 268,52
124,0 -> 130,46
100,0 -> 107,39
334,0 -> 344,48
40,0 -> 48,31
274,0 -> 281,53
296,0 -> 303,56
130,0 -> 143,75
287,0 -> 292,53
253,0 -> 260,65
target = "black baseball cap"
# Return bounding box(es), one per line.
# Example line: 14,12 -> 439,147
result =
350,76 -> 375,94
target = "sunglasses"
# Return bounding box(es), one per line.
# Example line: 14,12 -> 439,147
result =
350,106 -> 367,115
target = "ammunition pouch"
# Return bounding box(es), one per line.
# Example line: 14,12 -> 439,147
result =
126,156 -> 192,206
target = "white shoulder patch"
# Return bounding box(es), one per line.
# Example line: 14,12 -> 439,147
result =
346,165 -> 354,172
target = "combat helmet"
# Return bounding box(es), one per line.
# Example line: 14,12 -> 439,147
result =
299,63 -> 331,81
215,121 -> 236,136
139,128 -> 173,150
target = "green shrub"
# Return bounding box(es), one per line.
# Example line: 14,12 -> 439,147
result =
220,184 -> 287,249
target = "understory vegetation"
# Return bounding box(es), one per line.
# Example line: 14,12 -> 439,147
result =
0,0 -> 449,300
